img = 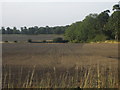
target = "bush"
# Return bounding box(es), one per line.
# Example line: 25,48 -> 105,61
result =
28,39 -> 32,43
42,40 -> 46,43
53,38 -> 69,43
14,40 -> 17,43
62,40 -> 69,43
4,41 -> 8,43
71,40 -> 80,43
53,37 -> 64,43
92,34 -> 107,42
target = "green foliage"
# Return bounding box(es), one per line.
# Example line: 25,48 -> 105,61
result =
1,25 -> 69,35
53,37 -> 64,43
96,10 -> 110,33
65,14 -> 100,43
92,34 -> 107,42
65,22 -> 80,41
105,11 -> 120,41
1,3 -> 119,42
64,3 -> 120,43
52,37 -> 68,43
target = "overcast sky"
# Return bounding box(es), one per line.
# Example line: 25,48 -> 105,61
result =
1,1 -> 119,28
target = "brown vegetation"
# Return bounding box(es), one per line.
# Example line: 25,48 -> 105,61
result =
2,43 -> 119,88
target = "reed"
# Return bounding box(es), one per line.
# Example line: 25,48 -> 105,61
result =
2,64 -> 118,88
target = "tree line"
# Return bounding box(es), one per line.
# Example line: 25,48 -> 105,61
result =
1,25 -> 69,35
64,3 -> 120,42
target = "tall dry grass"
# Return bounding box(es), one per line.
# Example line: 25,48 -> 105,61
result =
2,64 -> 118,88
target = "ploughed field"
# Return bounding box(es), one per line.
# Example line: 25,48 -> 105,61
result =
2,43 -> 119,88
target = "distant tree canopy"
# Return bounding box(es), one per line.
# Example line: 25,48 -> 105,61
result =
64,3 -> 120,42
1,25 -> 69,35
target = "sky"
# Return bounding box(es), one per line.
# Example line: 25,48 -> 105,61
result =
0,1 -> 119,28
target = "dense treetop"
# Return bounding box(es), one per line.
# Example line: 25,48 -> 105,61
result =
64,3 -> 120,42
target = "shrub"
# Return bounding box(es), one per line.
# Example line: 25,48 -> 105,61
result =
42,40 -> 46,43
53,37 -> 64,43
62,40 -> 69,43
71,40 -> 80,43
14,41 -> 17,43
4,41 -> 8,43
92,34 -> 107,42
28,39 -> 32,43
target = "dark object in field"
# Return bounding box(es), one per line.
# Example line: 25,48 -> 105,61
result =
28,39 -> 32,43
14,40 -> 17,43
53,37 -> 68,43
62,40 -> 69,43
28,38 -> 68,43
42,40 -> 46,43
4,41 -> 8,43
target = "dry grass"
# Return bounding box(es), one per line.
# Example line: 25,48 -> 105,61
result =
2,43 -> 119,88
2,64 -> 118,88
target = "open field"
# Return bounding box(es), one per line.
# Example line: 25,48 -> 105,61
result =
2,34 -> 63,42
2,43 -> 119,88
